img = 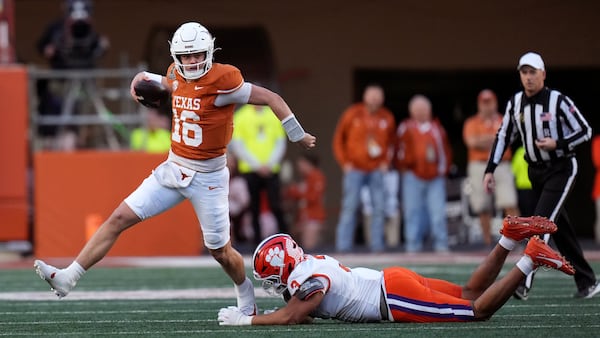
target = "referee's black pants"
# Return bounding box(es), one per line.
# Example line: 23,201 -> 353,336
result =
243,172 -> 288,245
529,157 -> 597,291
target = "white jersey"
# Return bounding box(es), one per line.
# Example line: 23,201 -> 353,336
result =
286,254 -> 383,322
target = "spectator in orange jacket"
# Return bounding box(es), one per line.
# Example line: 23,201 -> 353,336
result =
463,89 -> 519,246
396,94 -> 452,252
593,135 -> 600,244
285,153 -> 326,250
332,84 -> 395,252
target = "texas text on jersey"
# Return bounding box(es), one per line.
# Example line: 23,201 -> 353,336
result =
166,62 -> 244,168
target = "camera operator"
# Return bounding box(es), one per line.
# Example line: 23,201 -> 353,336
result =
35,0 -> 109,150
37,0 -> 108,69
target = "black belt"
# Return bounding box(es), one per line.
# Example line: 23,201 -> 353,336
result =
380,287 -> 389,321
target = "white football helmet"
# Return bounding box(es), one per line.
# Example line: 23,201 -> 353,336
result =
169,22 -> 214,80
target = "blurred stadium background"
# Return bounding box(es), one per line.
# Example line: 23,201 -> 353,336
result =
1,1 -> 600,335
1,0 -> 599,259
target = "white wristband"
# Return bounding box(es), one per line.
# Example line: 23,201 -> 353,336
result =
143,71 -> 163,84
281,114 -> 306,142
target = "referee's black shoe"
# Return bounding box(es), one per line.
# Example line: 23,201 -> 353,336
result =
574,281 -> 600,299
513,269 -> 537,301
513,285 -> 529,300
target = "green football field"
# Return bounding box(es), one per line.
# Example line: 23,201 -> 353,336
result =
1,262 -> 599,337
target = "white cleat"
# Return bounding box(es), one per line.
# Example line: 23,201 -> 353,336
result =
34,260 -> 75,298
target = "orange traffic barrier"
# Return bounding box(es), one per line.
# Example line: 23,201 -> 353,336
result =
84,213 -> 103,242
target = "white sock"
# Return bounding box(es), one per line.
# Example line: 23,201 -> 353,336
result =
63,261 -> 86,282
235,277 -> 256,314
498,235 -> 517,251
235,277 -> 254,298
516,256 -> 535,275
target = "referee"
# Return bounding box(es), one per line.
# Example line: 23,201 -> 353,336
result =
483,52 -> 599,299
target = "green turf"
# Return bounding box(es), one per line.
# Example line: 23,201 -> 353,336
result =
1,263 -> 600,337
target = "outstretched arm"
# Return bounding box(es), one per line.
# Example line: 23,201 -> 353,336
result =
247,85 -> 293,120
248,85 -> 316,149
254,292 -> 323,325
218,292 -> 323,326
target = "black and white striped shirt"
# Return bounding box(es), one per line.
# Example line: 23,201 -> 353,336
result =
485,87 -> 592,173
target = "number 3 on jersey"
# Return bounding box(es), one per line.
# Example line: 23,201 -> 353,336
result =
172,108 -> 202,146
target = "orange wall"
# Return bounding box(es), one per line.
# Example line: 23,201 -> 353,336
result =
0,65 -> 28,241
15,1 -> 600,234
34,151 -> 203,258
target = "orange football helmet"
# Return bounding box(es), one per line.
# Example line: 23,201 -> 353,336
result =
252,234 -> 304,295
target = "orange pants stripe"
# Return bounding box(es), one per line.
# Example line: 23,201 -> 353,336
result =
383,267 -> 475,322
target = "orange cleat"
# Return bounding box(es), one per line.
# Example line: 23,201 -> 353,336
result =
525,236 -> 575,275
500,215 -> 558,242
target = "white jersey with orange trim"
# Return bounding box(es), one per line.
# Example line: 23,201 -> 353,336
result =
286,254 -> 383,322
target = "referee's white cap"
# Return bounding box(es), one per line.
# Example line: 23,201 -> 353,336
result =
518,52 -> 545,71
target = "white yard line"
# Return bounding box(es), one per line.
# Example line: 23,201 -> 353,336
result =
1,324 -> 600,336
7,249 -> 600,270
29,252 -> 519,269
0,287 -> 271,301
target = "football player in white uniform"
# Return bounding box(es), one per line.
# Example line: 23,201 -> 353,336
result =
218,216 -> 574,325
33,21 -> 316,317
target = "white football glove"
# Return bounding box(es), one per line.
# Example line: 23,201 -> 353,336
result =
218,306 -> 253,326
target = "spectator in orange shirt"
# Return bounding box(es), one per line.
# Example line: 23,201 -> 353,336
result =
332,84 -> 395,252
592,135 -> 600,244
463,89 -> 519,246
285,153 -> 326,250
396,95 -> 452,253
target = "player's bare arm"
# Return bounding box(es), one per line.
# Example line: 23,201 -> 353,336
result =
217,291 -> 322,326
248,85 -> 316,149
252,292 -> 323,325
247,84 -> 292,120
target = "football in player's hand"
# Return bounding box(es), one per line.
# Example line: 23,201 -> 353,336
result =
134,80 -> 170,109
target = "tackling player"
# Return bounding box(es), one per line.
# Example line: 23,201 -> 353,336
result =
218,216 -> 574,324
33,22 -> 316,316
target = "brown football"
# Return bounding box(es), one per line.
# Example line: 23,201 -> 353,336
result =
134,80 -> 170,108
